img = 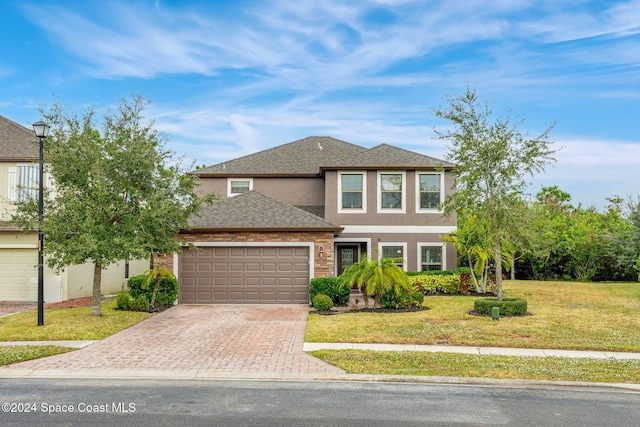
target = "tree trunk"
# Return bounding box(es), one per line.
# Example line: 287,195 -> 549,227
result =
495,234 -> 503,301
511,257 -> 516,280
150,277 -> 160,308
468,255 -> 480,292
92,263 -> 102,316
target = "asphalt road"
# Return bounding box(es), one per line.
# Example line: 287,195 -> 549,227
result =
0,378 -> 638,426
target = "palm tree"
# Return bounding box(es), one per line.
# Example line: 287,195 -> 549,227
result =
141,265 -> 176,308
338,255 -> 409,307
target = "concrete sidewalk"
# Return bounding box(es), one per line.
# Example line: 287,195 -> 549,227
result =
302,343 -> 640,360
4,339 -> 640,360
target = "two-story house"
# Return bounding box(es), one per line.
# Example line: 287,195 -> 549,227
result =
0,115 -> 147,302
168,136 -> 456,304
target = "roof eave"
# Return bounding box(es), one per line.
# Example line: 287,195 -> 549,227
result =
181,226 -> 344,233
191,173 -> 322,178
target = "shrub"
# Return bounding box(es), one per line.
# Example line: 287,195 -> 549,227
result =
309,277 -> 351,306
474,297 -> 528,316
380,289 -> 424,309
128,295 -> 150,312
127,274 -> 178,306
312,294 -> 334,311
406,270 -> 456,277
116,291 -> 133,310
408,274 -> 460,295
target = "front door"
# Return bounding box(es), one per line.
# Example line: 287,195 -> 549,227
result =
337,245 -> 359,275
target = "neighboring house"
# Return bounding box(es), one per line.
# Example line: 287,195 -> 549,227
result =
0,115 -> 147,302
162,136 -> 457,304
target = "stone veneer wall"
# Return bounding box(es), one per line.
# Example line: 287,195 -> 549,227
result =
154,231 -> 336,278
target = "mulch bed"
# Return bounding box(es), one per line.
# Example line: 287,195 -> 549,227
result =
313,306 -> 430,315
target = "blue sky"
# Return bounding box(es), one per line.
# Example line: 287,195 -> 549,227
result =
1,0 -> 639,209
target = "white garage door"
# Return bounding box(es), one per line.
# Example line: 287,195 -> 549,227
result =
179,246 -> 310,304
0,248 -> 38,301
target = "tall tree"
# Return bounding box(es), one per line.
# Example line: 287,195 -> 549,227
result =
433,87 -> 556,300
13,96 -> 207,315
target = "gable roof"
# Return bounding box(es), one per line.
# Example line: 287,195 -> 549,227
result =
186,191 -> 342,231
195,136 -> 367,176
0,115 -> 38,161
321,144 -> 455,170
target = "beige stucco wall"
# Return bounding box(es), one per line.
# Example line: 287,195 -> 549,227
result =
61,259 -> 149,300
0,229 -> 149,302
0,162 -> 17,221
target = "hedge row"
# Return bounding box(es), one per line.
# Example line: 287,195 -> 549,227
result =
408,274 -> 461,295
473,297 -> 528,316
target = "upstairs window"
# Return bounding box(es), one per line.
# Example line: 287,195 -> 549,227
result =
338,172 -> 366,213
227,178 -> 253,197
418,173 -> 443,210
341,174 -> 363,209
378,172 -> 405,212
8,164 -> 40,203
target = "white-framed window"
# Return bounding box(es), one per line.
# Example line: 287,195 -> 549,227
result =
377,171 -> 406,213
417,243 -> 446,271
378,242 -> 407,270
227,178 -> 253,197
416,172 -> 444,213
8,164 -> 40,203
338,171 -> 366,213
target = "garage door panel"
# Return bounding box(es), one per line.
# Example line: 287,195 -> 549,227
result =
179,245 -> 309,304
0,249 -> 38,301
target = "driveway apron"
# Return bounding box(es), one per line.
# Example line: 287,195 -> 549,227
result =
0,305 -> 344,378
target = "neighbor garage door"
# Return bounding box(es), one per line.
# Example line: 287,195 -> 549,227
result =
179,246 -> 310,304
0,248 -> 38,301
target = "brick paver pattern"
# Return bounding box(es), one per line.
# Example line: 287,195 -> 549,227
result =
2,305 -> 344,375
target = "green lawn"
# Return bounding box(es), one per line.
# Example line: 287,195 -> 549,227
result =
0,299 -> 154,342
310,350 -> 640,384
0,299 -> 154,366
307,280 -> 640,383
0,346 -> 75,366
305,280 -> 640,352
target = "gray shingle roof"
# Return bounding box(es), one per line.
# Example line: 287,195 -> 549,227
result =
187,191 -> 342,231
0,115 -> 38,161
323,144 -> 455,169
195,136 -> 368,176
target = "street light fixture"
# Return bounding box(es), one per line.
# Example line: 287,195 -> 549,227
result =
32,120 -> 50,326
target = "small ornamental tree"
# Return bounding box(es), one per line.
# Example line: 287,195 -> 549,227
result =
338,255 -> 409,307
13,96 -> 208,316
433,86 -> 556,300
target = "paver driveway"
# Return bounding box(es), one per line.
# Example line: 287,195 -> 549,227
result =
1,305 -> 344,378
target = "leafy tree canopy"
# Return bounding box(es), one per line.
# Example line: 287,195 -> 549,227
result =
433,86 -> 556,299
13,96 -> 209,315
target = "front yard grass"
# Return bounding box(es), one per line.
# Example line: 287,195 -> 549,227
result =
305,280 -> 640,352
0,346 -> 75,366
0,299 -> 155,366
310,350 -> 640,384
0,299 -> 154,341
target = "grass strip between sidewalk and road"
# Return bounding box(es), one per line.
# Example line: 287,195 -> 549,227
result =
310,350 -> 640,384
0,346 -> 75,366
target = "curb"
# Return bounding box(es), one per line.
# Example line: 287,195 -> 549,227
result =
0,369 -> 638,392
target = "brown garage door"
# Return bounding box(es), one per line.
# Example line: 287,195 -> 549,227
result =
179,246 -> 310,304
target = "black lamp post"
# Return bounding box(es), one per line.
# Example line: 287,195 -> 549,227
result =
32,121 -> 50,326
